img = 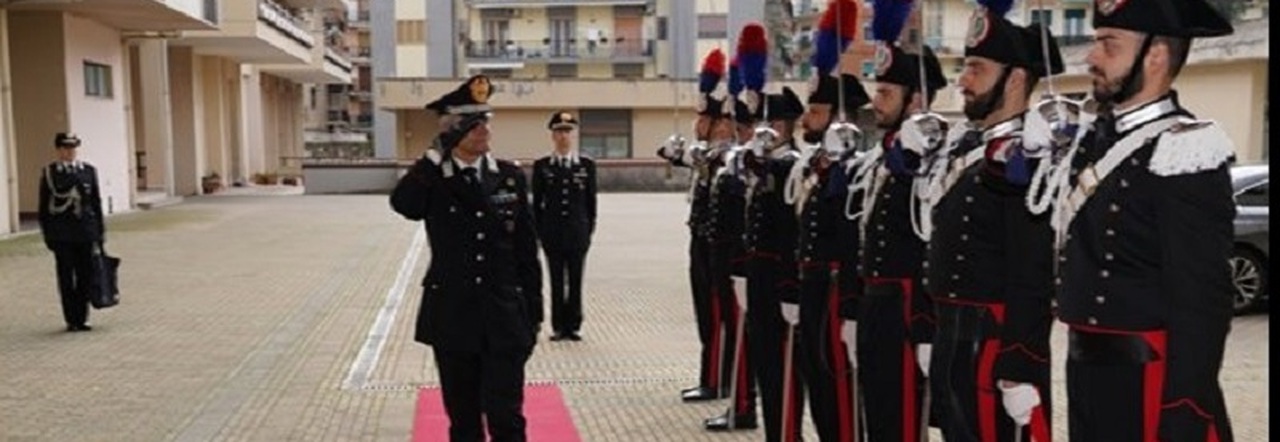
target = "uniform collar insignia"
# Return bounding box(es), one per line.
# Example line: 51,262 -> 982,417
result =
983,116 -> 1023,143
1114,94 -> 1180,134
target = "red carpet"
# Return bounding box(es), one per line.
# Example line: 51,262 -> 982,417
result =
413,384 -> 581,442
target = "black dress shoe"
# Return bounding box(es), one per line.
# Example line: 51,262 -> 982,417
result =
566,332 -> 582,341
703,411 -> 758,431
549,333 -> 566,342
680,386 -> 718,402
66,324 -> 92,332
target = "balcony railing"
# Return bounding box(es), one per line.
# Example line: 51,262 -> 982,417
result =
325,46 -> 354,72
259,0 -> 315,48
464,38 -> 655,61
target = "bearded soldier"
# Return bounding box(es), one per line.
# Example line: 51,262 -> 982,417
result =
920,1 -> 1065,440
1050,1 -> 1237,440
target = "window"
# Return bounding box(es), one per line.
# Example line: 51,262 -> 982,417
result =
1065,9 -> 1086,37
613,63 -> 645,79
697,14 -> 727,39
396,20 -> 424,44
1030,9 -> 1053,30
1237,182 -> 1269,207
84,62 -> 112,98
657,17 -> 668,40
579,109 -> 632,159
548,64 -> 578,79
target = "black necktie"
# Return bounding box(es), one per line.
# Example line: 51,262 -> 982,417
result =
460,167 -> 480,188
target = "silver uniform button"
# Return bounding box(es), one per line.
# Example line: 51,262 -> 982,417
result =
476,211 -> 484,218
475,276 -> 483,284
1088,317 -> 1098,325
951,274 -> 960,281
477,254 -> 485,262
1106,229 -> 1116,237
1110,203 -> 1120,213
949,292 -> 957,298
476,232 -> 486,240
1095,295 -> 1106,304
1100,270 -> 1110,278
922,261 -> 929,269
450,206 -> 457,213
1105,253 -> 1114,261
965,196 -> 974,203
956,255 -> 965,262
1055,277 -> 1062,286
1120,179 -> 1130,188
961,234 -> 969,241
963,216 -> 971,223
878,241 -> 886,247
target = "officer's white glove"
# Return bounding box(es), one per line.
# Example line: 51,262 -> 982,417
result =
780,302 -> 800,326
916,343 -> 932,377
841,320 -> 857,369
998,382 -> 1041,426
731,277 -> 748,312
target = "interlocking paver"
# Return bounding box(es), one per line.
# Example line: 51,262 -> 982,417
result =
0,193 -> 1267,441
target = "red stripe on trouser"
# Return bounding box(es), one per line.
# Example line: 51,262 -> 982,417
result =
734,301 -> 750,413
1142,330 -> 1167,442
1030,401 -> 1051,442
708,288 -> 722,390
828,286 -> 854,442
901,277 -> 917,442
976,339 -> 1000,442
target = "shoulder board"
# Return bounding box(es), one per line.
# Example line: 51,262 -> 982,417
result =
424,149 -> 442,165
1148,119 -> 1236,177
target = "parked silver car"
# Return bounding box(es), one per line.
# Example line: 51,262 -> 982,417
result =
1230,164 -> 1269,314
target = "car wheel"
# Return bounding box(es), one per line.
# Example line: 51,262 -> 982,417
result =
1229,247 -> 1267,315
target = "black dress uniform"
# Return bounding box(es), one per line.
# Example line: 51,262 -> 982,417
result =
790,69 -> 872,442
704,143 -> 755,428
1054,3 -> 1237,442
675,48 -> 733,402
856,41 -> 947,442
38,132 -> 105,332
532,112 -> 597,341
924,9 -> 1063,442
390,75 -> 543,442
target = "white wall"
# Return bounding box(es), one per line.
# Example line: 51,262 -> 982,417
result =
63,14 -> 131,215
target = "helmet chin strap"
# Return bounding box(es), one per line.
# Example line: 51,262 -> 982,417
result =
1108,34 -> 1154,109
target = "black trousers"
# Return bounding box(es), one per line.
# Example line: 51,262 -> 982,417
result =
932,302 -> 1050,442
858,281 -> 926,442
545,247 -> 588,334
688,237 -> 718,391
710,244 -> 751,406
799,265 -> 858,442
748,258 -> 804,441
434,346 -> 532,442
1066,327 -> 1232,442
50,241 -> 93,327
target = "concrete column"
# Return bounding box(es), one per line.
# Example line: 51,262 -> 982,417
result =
8,12 -> 69,216
238,65 -> 263,181
198,56 -> 227,193
0,10 -> 16,234
138,39 -> 176,195
168,45 -> 202,196
371,0 -> 397,158
426,0 -> 455,78
669,0 -> 696,79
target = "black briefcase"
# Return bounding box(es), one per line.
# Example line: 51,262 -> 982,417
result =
91,245 -> 120,309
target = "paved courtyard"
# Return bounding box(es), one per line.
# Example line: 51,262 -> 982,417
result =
0,192 -> 1269,441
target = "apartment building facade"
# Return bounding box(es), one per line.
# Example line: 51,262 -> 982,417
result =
0,0 -> 354,236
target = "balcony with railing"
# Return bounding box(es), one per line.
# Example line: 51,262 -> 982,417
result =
259,0 -> 315,48
464,38 -> 656,64
2,0 -> 218,31
176,0 -> 313,64
325,46 -> 354,73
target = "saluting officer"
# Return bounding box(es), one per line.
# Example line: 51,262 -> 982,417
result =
389,75 -> 543,442
854,17 -> 949,440
38,132 -> 106,332
532,111 -> 597,342
921,2 -> 1064,440
1052,1 -> 1237,440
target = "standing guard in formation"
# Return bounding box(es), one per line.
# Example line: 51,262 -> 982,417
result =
664,48 -> 739,403
922,1 -> 1064,440
786,0 -> 869,439
853,0 -> 948,439
702,24 -> 762,430
532,111 -> 598,342
1046,1 -> 1238,440
389,75 -> 543,442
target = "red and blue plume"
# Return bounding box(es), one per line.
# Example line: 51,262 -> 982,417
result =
811,0 -> 859,75
727,56 -> 744,97
736,23 -> 769,92
976,0 -> 1013,16
699,48 -> 727,94
871,0 -> 914,43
